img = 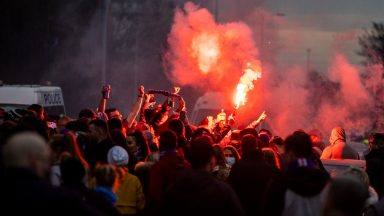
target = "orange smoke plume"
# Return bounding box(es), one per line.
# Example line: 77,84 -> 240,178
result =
192,33 -> 220,74
164,2 -> 261,92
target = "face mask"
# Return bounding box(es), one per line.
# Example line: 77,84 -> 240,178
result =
226,157 -> 236,166
151,152 -> 160,162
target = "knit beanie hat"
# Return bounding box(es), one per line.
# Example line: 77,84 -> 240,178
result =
107,146 -> 129,166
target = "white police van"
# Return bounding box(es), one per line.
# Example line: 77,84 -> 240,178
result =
190,91 -> 232,125
0,84 -> 66,117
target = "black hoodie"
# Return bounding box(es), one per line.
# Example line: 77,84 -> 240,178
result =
286,167 -> 329,197
153,169 -> 245,216
366,148 -> 384,199
228,150 -> 282,216
265,161 -> 330,216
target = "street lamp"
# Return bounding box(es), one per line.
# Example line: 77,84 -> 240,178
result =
306,48 -> 311,73
213,0 -> 219,22
259,12 -> 285,69
101,0 -> 110,86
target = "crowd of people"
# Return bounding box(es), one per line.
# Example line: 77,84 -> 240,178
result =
0,85 -> 384,216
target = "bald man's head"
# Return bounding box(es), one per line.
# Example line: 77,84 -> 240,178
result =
3,132 -> 51,178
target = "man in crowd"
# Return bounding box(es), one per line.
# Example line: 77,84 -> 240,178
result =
228,134 -> 281,216
153,135 -> 245,216
1,132 -> 101,215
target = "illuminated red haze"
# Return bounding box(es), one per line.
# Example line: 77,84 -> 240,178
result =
163,2 -> 262,109
164,2 -> 375,136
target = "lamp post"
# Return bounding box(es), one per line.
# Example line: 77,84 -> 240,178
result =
259,12 -> 285,70
213,0 -> 219,22
133,17 -> 139,100
306,48 -> 311,73
101,0 -> 110,86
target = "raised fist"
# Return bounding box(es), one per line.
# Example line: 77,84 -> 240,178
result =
172,87 -> 181,94
138,85 -> 145,96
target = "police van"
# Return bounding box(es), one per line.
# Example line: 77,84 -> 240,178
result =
0,84 -> 66,117
190,91 -> 232,125
190,91 -> 273,131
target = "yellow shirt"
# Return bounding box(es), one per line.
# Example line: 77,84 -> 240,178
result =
115,173 -> 145,215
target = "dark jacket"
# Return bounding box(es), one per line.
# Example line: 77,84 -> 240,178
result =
62,182 -> 121,216
265,160 -> 330,216
365,196 -> 384,216
154,169 -> 245,216
84,138 -> 114,172
148,152 -> 189,206
366,148 -> 384,199
1,168 -> 102,216
228,150 -> 282,216
177,136 -> 190,162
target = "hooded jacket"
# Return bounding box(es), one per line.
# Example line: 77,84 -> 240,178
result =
154,169 -> 245,216
365,148 -> 384,199
265,159 -> 330,216
321,127 -> 359,159
282,167 -> 329,216
228,150 -> 281,216
148,152 -> 189,206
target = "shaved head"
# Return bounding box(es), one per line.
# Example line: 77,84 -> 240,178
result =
3,132 -> 51,177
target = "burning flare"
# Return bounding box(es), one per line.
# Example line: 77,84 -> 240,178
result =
234,63 -> 262,109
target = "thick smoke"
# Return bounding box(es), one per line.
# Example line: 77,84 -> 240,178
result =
262,52 -> 374,137
249,52 -> 375,137
165,2 -> 376,138
164,2 -> 260,91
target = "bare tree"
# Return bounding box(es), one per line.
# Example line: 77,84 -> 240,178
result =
358,22 -> 384,78
358,22 -> 384,131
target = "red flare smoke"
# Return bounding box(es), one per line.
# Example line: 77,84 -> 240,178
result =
164,2 -> 262,95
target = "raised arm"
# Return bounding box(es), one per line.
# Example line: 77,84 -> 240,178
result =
175,96 -> 186,113
246,111 -> 267,129
96,85 -> 111,113
126,85 -> 145,128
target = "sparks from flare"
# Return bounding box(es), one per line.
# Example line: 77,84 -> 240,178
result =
234,63 -> 262,109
